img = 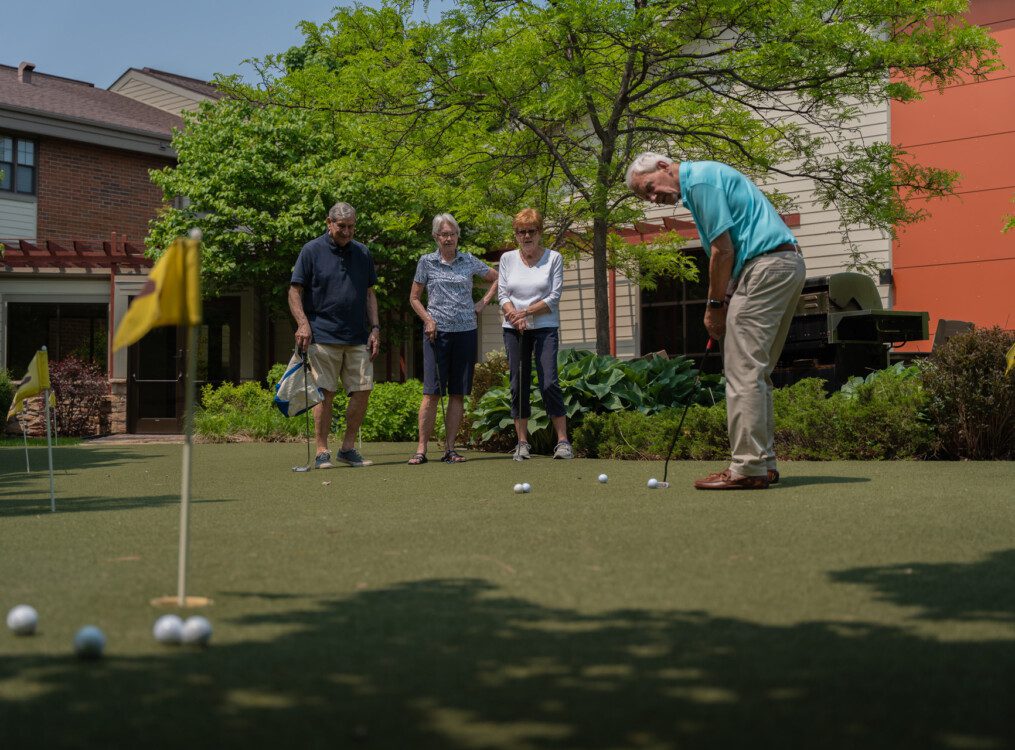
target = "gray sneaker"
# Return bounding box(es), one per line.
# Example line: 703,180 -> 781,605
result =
553,441 -> 574,460
513,442 -> 531,461
315,451 -> 333,470
337,447 -> 372,467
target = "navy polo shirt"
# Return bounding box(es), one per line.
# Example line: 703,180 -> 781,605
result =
291,233 -> 377,345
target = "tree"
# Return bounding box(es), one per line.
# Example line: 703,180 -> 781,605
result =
147,97 -> 461,337
237,0 -> 999,354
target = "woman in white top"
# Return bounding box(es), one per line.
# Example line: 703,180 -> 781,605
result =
498,208 -> 572,460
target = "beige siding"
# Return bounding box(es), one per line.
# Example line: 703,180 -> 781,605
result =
558,257 -> 639,358
110,72 -> 208,116
0,197 -> 36,239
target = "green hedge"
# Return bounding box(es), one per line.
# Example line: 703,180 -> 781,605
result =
196,375 -> 439,443
574,368 -> 935,461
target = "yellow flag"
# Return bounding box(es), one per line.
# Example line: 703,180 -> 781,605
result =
1006,341 -> 1015,376
113,238 -> 202,351
7,349 -> 50,419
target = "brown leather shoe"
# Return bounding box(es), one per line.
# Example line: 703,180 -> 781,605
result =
768,469 -> 779,484
694,469 -> 769,490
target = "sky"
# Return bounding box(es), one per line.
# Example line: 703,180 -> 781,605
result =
4,0 -> 453,88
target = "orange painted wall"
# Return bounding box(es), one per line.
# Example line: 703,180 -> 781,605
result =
891,2 -> 1015,351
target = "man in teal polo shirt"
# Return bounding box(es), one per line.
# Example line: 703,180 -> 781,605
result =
626,154 -> 806,489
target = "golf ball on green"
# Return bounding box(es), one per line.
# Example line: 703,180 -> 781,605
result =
7,605 -> 38,635
513,483 -> 524,494
647,478 -> 659,489
181,616 -> 213,646
522,482 -> 531,493
73,626 -> 106,659
153,615 -> 184,645
598,474 -> 608,483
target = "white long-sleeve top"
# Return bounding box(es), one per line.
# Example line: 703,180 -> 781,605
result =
497,248 -> 564,329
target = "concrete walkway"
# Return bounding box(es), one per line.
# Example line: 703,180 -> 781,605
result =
85,434 -> 185,445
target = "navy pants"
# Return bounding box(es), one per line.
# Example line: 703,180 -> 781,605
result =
503,327 -> 565,419
422,329 -> 478,396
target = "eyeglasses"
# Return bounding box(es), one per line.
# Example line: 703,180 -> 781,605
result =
329,221 -> 355,230
436,232 -> 459,239
514,228 -> 539,236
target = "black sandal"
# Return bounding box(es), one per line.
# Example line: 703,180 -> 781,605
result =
407,453 -> 428,465
441,450 -> 466,464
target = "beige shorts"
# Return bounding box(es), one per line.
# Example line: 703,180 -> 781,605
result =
308,343 -> 374,394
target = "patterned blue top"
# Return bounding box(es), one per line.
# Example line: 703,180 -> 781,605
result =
413,250 -> 494,332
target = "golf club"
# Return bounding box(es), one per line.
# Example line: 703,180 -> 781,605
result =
658,337 -> 716,488
292,348 -> 313,473
431,332 -> 449,453
514,327 -> 526,461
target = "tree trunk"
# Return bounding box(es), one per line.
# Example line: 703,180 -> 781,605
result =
592,217 -> 610,355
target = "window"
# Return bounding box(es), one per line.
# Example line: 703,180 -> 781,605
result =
6,303 -> 108,375
0,135 -> 36,195
640,247 -> 717,364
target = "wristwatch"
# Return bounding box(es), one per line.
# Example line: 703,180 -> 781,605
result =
707,299 -> 725,309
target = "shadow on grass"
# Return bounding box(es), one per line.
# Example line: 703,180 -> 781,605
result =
2,578 -> 1013,749
777,475 -> 871,488
831,549 -> 1015,623
0,495 -> 235,518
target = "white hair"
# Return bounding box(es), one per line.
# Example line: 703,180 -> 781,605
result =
625,152 -> 674,191
432,213 -> 460,237
327,202 -> 356,222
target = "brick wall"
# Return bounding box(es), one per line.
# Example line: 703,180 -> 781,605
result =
36,137 -> 174,243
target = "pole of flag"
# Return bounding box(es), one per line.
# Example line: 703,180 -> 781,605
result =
43,382 -> 55,512
114,233 -> 209,608
21,418 -> 30,473
177,321 -> 199,606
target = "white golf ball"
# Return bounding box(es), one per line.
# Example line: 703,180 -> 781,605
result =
188,227 -> 203,241
513,483 -> 524,494
153,614 -> 184,645
181,616 -> 213,646
73,625 -> 106,659
6,605 -> 38,635
647,478 -> 659,489
522,482 -> 532,493
598,474 -> 608,483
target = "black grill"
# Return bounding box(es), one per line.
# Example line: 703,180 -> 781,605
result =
772,273 -> 928,389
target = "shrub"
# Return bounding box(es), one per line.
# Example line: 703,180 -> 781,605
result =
573,366 -> 936,461
196,380 -> 303,442
49,357 -> 108,436
334,380 -> 430,442
836,364 -> 935,459
197,376 -> 432,443
469,348 -> 713,454
921,326 -> 1015,459
0,368 -> 13,424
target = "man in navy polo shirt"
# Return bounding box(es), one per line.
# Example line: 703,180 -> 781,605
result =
289,202 -> 380,468
627,154 -> 806,490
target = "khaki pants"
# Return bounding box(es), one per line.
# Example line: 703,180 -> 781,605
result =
724,249 -> 806,477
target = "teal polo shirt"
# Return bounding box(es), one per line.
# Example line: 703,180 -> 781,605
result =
679,161 -> 797,280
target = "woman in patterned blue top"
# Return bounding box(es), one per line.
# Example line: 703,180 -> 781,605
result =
408,213 -> 498,464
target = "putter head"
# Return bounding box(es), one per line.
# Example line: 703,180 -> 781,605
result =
656,481 -> 671,489
292,465 -> 311,473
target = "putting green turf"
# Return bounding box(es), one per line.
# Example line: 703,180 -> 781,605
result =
2,442 -> 1014,749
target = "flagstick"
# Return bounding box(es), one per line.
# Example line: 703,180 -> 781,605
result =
43,387 -> 55,512
177,323 -> 199,607
21,420 -> 30,474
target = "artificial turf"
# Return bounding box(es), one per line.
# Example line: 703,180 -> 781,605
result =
2,442 -> 1014,749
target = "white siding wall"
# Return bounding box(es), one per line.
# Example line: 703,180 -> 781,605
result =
110,74 -> 206,116
0,197 -> 37,239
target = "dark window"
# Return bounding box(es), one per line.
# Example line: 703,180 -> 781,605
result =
0,135 -> 36,195
6,302 -> 108,375
640,247 -> 717,366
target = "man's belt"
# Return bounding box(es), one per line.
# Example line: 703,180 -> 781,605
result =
758,242 -> 800,257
